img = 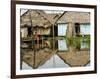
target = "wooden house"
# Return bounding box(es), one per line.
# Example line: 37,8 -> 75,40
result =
57,11 -> 90,37
21,10 -> 53,38
21,10 -> 90,49
21,10 -> 90,38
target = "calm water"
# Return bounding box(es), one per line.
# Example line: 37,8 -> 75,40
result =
21,38 -> 90,69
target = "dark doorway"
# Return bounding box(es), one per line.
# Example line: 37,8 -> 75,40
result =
28,27 -> 32,37
54,25 -> 58,36
75,23 -> 80,36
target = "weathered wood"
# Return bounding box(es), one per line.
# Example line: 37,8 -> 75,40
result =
67,22 -> 74,38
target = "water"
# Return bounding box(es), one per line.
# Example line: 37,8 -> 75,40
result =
22,54 -> 69,69
58,40 -> 68,51
22,38 -> 90,69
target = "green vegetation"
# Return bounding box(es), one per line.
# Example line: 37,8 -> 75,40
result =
66,35 -> 90,50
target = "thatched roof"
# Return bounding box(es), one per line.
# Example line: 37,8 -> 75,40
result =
21,10 -> 90,28
46,13 -> 62,24
57,11 -> 90,24
21,10 -> 53,28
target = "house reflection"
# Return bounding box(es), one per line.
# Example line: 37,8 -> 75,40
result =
21,37 -> 90,69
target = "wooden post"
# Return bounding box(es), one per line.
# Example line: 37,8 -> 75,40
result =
20,31 -> 22,70
53,24 -> 55,50
67,22 -> 74,54
42,37 -> 43,48
67,22 -> 74,38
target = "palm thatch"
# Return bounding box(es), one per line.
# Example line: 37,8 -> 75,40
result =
21,10 -> 52,28
57,11 -> 90,23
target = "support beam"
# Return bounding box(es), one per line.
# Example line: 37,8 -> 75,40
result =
67,22 -> 74,38
53,24 -> 55,50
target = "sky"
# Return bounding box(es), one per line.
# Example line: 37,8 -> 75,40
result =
20,9 -> 28,15
20,9 -> 64,15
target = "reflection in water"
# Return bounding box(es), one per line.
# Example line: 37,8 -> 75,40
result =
22,47 -> 55,69
58,40 -> 68,51
21,37 -> 90,69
